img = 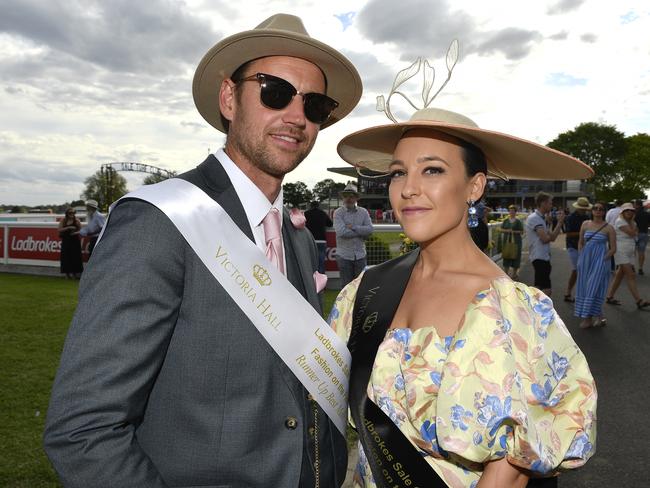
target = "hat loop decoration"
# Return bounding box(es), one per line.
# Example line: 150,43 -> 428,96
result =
337,38 -> 594,182
377,39 -> 459,124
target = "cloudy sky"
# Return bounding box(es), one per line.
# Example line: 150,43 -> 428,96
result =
1,0 -> 648,205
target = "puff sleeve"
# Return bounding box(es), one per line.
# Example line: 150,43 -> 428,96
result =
435,280 -> 597,476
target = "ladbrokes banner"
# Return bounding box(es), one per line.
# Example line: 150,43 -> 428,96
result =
1,226 -> 90,262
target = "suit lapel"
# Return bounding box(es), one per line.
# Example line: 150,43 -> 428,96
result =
179,154 -> 255,243
282,208 -> 319,311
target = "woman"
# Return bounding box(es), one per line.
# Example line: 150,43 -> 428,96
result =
499,205 -> 523,278
606,203 -> 650,308
574,202 -> 616,328
58,208 -> 83,279
331,108 -> 597,488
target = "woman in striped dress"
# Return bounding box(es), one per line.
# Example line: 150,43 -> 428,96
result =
575,202 -> 616,328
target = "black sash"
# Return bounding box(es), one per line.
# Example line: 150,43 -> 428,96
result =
348,250 -> 558,488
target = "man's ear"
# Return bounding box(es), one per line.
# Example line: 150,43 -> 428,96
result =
469,173 -> 487,202
219,78 -> 236,123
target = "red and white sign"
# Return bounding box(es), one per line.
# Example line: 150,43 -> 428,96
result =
2,225 -> 90,265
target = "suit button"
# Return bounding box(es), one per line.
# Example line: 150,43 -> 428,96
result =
285,416 -> 298,430
308,427 -> 315,436
307,394 -> 314,401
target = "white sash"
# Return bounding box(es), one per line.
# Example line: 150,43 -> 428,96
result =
101,179 -> 351,434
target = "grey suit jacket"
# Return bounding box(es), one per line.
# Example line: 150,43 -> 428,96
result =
44,155 -> 347,487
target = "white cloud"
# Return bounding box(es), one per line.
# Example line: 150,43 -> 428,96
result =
0,0 -> 649,204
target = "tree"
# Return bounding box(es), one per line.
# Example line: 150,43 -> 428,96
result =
615,133 -> 650,201
312,178 -> 346,202
143,171 -> 176,185
547,122 -> 626,200
82,168 -> 128,211
282,182 -> 313,207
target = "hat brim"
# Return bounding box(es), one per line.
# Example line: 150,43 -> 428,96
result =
193,30 -> 362,133
337,120 -> 594,181
572,202 -> 592,209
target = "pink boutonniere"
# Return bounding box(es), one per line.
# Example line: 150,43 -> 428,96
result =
289,208 -> 306,229
313,271 -> 327,293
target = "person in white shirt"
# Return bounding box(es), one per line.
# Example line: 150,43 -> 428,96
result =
525,191 -> 565,295
605,202 -> 650,309
605,199 -> 623,226
78,199 -> 106,257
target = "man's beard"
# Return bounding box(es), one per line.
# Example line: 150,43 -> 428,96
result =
228,124 -> 315,178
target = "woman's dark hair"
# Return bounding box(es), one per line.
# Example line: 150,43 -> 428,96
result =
458,138 -> 487,200
458,139 -> 487,177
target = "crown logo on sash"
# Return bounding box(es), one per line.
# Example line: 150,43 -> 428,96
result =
253,264 -> 272,286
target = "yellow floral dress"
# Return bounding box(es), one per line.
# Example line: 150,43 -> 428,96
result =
329,275 -> 597,488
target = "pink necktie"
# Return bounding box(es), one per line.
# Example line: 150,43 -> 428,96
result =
262,208 -> 285,275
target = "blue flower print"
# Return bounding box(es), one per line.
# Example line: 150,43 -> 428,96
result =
470,481 -> 478,488
549,351 -> 569,382
392,328 -> 412,345
477,395 -> 512,437
454,338 -> 466,350
565,433 -> 594,460
435,335 -> 455,355
531,379 -> 561,407
377,396 -> 400,425
533,297 -> 555,337
530,458 -> 553,475
450,404 -> 472,431
420,420 -> 448,456
532,378 -> 552,402
430,371 -> 442,387
394,373 -> 405,391
501,318 -> 512,333
326,303 -> 339,323
473,431 -> 483,445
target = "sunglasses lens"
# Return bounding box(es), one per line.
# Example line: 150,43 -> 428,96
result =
251,73 -> 338,125
304,94 -> 338,125
260,77 -> 295,110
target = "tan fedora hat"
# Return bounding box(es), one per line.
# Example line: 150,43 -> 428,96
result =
572,197 -> 592,210
193,13 -> 362,133
337,108 -> 594,180
339,182 -> 359,197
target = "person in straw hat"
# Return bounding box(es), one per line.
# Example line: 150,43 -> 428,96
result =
328,52 -> 596,488
562,197 -> 592,303
77,198 -> 106,258
45,14 -> 361,487
333,182 -> 373,288
605,202 -> 650,309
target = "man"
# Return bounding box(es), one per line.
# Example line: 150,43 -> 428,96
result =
563,197 -> 591,301
635,199 -> 649,275
525,191 -> 565,295
44,14 -> 362,488
304,200 -> 332,274
77,199 -> 105,257
333,182 -> 373,288
606,199 -> 623,226
606,199 -> 623,271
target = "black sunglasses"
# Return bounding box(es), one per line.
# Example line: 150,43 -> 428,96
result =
237,73 -> 338,125
592,206 -> 605,211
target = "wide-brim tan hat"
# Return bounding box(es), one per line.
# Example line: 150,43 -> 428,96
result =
85,199 -> 99,209
193,13 -> 362,133
620,202 -> 635,212
337,108 -> 594,180
572,197 -> 592,210
339,182 -> 359,197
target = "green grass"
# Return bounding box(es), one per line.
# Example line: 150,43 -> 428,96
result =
0,274 -> 348,486
0,274 -> 76,487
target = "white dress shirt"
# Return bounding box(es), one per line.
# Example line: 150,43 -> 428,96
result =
216,149 -> 286,268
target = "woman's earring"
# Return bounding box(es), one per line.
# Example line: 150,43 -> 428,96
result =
467,200 -> 479,228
